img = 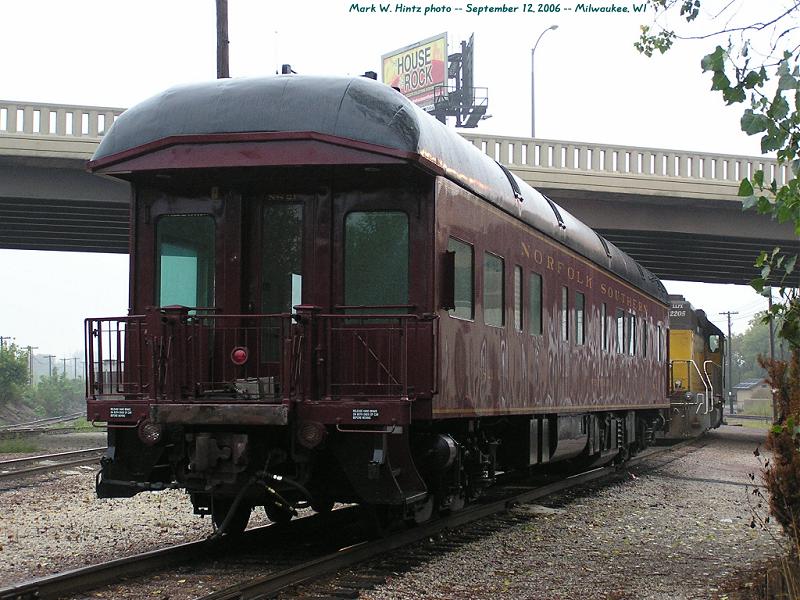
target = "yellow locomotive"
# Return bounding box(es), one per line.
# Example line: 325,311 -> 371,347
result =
666,295 -> 725,437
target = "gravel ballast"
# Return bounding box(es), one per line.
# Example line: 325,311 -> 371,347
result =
0,426 -> 786,599
360,426 -> 784,600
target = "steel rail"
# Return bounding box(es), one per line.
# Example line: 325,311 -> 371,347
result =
0,446 -> 105,467
0,535 -> 219,600
0,449 -> 105,481
0,508 -> 361,600
0,438 -> 702,600
0,412 -> 84,431
200,439 -> 703,600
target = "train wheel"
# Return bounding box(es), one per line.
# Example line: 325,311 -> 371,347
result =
411,495 -> 435,524
311,497 -> 335,514
365,504 -> 404,537
264,503 -> 294,525
212,500 -> 251,535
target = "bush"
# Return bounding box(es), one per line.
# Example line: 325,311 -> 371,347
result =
23,373 -> 84,417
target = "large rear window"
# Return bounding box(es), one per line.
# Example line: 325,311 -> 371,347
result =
156,215 -> 215,308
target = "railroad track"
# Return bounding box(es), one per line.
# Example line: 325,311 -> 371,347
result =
0,412 -> 85,432
0,447 -> 105,481
725,414 -> 772,422
0,437 -> 703,600
0,413 -> 104,440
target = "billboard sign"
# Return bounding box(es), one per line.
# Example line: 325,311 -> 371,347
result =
382,33 -> 447,109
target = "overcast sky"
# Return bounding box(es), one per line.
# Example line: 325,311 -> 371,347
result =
0,0 -> 783,359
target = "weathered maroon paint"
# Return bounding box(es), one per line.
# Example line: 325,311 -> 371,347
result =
434,178 -> 669,418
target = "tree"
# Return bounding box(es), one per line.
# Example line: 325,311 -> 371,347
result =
636,0 -> 800,553
731,313 -> 773,384
0,344 -> 29,406
637,2 -> 800,322
24,372 -> 83,417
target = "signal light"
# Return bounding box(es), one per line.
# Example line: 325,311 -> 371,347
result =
137,419 -> 162,446
297,421 -> 327,449
231,346 -> 249,365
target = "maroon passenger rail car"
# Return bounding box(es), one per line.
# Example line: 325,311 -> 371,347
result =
85,76 -> 669,531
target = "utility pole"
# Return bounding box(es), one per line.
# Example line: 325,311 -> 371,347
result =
216,0 -> 230,79
25,346 -> 39,385
720,311 -> 739,415
63,357 -> 79,379
44,354 -> 56,377
766,287 -> 777,422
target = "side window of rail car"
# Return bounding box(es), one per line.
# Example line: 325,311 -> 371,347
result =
483,252 -> 504,327
529,272 -> 543,335
560,286 -> 569,342
657,324 -> 663,362
156,215 -> 215,308
447,237 -> 474,320
344,211 -> 409,312
616,308 -> 625,354
575,291 -> 585,345
513,266 -> 523,331
643,318 -> 648,358
601,303 -> 608,351
628,312 -> 636,355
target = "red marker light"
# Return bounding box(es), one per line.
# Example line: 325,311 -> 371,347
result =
231,346 -> 249,365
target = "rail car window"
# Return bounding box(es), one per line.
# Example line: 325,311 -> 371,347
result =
601,303 -> 608,351
262,204 -> 303,314
616,309 -> 625,353
628,313 -> 637,355
529,272 -> 542,335
643,319 -> 649,357
345,211 -> 408,311
156,215 -> 215,308
483,252 -> 505,327
561,286 -> 569,342
448,237 -> 474,319
575,292 -> 585,345
514,266 -> 523,331
657,325 -> 663,362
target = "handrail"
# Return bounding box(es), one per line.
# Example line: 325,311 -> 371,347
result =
670,359 -> 711,414
687,359 -> 711,415
86,311 -> 438,403
703,360 -> 723,413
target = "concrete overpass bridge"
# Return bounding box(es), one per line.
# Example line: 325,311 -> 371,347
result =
1,99 -> 796,285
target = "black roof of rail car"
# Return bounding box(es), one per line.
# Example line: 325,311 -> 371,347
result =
90,75 -> 668,304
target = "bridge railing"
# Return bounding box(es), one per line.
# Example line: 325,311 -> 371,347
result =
0,100 -> 124,139
0,100 -> 787,186
460,132 -> 789,187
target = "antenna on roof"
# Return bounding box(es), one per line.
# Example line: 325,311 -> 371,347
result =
216,0 -> 230,78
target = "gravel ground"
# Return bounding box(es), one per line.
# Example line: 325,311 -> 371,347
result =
360,426 -> 784,600
0,426 -> 788,599
0,431 -> 270,588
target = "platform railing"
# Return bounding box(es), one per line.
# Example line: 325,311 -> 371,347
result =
86,308 -> 438,403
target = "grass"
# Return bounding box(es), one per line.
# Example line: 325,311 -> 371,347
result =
55,417 -> 94,432
0,438 -> 40,453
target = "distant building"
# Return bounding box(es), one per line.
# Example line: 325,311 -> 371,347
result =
733,378 -> 772,414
